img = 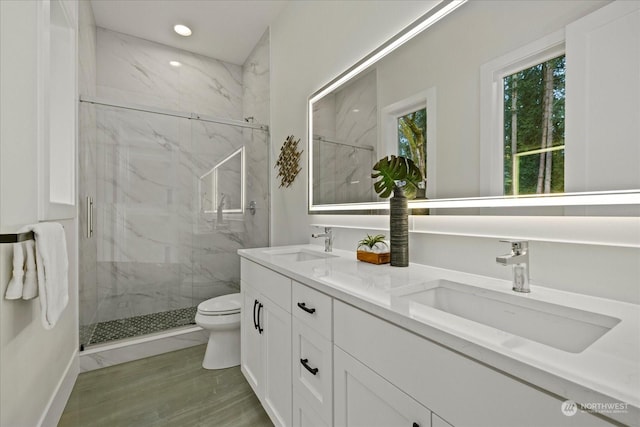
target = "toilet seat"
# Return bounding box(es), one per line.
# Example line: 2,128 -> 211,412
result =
197,293 -> 241,316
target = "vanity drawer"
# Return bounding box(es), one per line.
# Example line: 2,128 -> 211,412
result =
241,259 -> 291,312
292,281 -> 332,339
292,320 -> 333,424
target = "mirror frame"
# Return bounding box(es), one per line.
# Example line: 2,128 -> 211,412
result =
307,0 -> 640,214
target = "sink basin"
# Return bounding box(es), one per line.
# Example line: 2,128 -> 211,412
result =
264,248 -> 337,262
397,279 -> 620,353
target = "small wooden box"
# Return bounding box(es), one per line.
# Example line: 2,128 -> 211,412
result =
357,250 -> 390,265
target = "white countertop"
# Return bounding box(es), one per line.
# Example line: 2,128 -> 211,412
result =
238,244 -> 640,425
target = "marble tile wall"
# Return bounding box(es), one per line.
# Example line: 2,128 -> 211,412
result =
96,28 -> 243,119
83,27 -> 270,324
313,70 -> 377,205
241,30 -> 271,251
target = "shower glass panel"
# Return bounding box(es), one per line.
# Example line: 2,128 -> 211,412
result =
78,101 -> 269,348
313,137 -> 376,205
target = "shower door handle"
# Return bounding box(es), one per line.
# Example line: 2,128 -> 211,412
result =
86,196 -> 94,238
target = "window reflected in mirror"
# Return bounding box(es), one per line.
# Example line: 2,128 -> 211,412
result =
503,55 -> 565,196
398,108 -> 427,194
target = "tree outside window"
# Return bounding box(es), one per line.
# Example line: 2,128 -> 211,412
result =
397,108 -> 427,192
503,55 -> 565,196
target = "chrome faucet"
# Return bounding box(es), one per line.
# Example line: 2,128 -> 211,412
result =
312,227 -> 333,252
496,240 -> 530,293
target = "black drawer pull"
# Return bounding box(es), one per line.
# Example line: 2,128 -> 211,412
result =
253,299 -> 259,330
297,302 -> 316,314
413,423 -> 420,427
300,358 -> 318,375
257,303 -> 264,334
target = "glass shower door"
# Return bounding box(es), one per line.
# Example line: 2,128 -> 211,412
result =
93,104 -> 189,344
78,100 -> 269,348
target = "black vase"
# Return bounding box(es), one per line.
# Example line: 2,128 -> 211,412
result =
390,185 -> 409,267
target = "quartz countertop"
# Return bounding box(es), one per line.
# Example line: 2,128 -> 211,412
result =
238,245 -> 640,425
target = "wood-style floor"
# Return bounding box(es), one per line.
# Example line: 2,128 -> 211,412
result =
59,344 -> 273,427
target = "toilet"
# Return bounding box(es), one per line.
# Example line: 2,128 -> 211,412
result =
195,293 -> 242,370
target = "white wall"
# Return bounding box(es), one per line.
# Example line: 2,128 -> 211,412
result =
269,0 -> 640,304
0,1 -> 79,425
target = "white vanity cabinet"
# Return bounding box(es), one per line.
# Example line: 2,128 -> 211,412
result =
240,259 -> 292,427
239,250 -> 626,427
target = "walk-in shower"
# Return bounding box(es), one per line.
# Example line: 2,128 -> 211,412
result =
78,98 -> 269,348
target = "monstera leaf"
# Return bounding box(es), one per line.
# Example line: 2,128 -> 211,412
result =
371,155 -> 423,199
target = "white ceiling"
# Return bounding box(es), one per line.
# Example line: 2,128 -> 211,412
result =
90,0 -> 288,65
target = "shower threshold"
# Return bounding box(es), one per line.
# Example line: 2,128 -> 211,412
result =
80,306 -> 197,349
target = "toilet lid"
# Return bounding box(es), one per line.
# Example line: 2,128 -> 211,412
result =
197,293 -> 241,315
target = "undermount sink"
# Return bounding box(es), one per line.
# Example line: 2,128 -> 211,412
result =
264,248 -> 337,262
396,279 -> 620,353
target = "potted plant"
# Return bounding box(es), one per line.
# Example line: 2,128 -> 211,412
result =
356,234 -> 390,264
371,155 -> 423,267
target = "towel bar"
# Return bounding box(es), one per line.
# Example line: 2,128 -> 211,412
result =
0,231 -> 35,244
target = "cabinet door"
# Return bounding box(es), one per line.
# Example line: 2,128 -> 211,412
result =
241,283 -> 262,395
334,346 -> 431,427
262,298 -> 292,427
293,320 -> 332,423
293,394 -> 332,427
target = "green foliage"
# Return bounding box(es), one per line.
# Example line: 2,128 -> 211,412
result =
398,109 -> 427,181
503,55 -> 565,195
357,234 -> 387,249
371,155 -> 423,199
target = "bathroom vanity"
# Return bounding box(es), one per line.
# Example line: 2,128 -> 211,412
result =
238,245 -> 639,427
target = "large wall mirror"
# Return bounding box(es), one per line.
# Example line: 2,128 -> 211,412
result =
308,0 -> 640,215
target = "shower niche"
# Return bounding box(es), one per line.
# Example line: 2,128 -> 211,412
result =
200,147 -> 245,216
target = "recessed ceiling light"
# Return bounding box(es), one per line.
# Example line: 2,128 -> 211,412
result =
169,61 -> 182,67
174,24 -> 192,37
352,109 -> 360,113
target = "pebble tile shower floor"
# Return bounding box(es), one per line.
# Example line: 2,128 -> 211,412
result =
80,306 -> 198,347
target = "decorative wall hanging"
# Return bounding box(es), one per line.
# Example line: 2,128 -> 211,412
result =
275,135 -> 303,188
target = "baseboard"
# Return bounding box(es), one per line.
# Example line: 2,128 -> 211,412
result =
80,326 -> 208,372
39,348 -> 79,427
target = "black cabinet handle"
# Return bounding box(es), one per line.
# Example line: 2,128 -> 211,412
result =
300,358 -> 319,375
253,299 -> 259,330
257,303 -> 264,334
297,302 -> 316,314
412,423 -> 420,427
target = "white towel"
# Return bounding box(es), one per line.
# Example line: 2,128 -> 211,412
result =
3,223 -> 69,329
5,239 -> 26,300
22,239 -> 38,300
32,222 -> 69,329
